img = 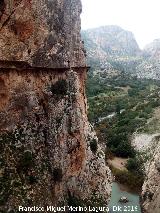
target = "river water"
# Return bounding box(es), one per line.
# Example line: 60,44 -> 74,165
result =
109,182 -> 141,213
98,109 -> 125,123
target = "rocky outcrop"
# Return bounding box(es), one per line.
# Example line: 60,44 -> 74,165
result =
131,132 -> 160,212
0,0 -> 112,212
0,0 -> 86,68
143,39 -> 160,59
136,59 -> 160,80
136,39 -> 160,80
0,68 -> 112,211
141,136 -> 160,213
82,26 -> 160,80
82,25 -> 141,58
81,25 -> 142,72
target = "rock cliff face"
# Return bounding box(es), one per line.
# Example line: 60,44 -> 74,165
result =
0,0 -> 112,212
143,39 -> 160,59
131,126 -> 160,213
136,39 -> 160,80
82,26 -> 160,80
0,0 -> 86,68
81,25 -> 142,72
141,136 -> 160,213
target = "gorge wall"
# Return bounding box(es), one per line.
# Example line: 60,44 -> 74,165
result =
0,0 -> 112,212
0,0 -> 86,68
141,136 -> 160,213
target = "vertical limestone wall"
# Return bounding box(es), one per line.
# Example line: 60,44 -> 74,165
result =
0,68 -> 112,211
0,1 -> 112,212
141,137 -> 160,213
0,0 -> 86,68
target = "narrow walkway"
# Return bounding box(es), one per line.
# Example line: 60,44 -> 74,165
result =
0,60 -> 90,72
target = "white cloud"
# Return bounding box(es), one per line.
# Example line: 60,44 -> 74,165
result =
81,0 -> 160,48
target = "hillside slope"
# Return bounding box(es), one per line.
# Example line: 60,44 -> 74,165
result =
136,39 -> 160,79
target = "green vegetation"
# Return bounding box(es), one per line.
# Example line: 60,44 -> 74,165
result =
52,168 -> 63,182
110,154 -> 145,191
86,70 -> 160,190
20,150 -> 33,170
67,193 -> 107,212
0,168 -> 12,205
27,175 -> 38,184
67,192 -> 85,208
111,166 -> 144,191
87,72 -> 160,158
126,155 -> 144,175
90,139 -> 98,153
51,79 -> 68,96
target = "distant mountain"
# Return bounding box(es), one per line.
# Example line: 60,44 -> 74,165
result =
81,25 -> 143,73
143,39 -> 160,59
82,26 -> 160,80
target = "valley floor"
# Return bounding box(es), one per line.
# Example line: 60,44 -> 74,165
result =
107,157 -> 128,171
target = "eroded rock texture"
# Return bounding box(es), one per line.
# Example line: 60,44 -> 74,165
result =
0,0 -> 85,68
0,0 -> 112,211
0,68 -> 112,211
141,136 -> 160,213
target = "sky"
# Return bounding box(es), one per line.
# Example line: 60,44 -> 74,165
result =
81,0 -> 160,49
